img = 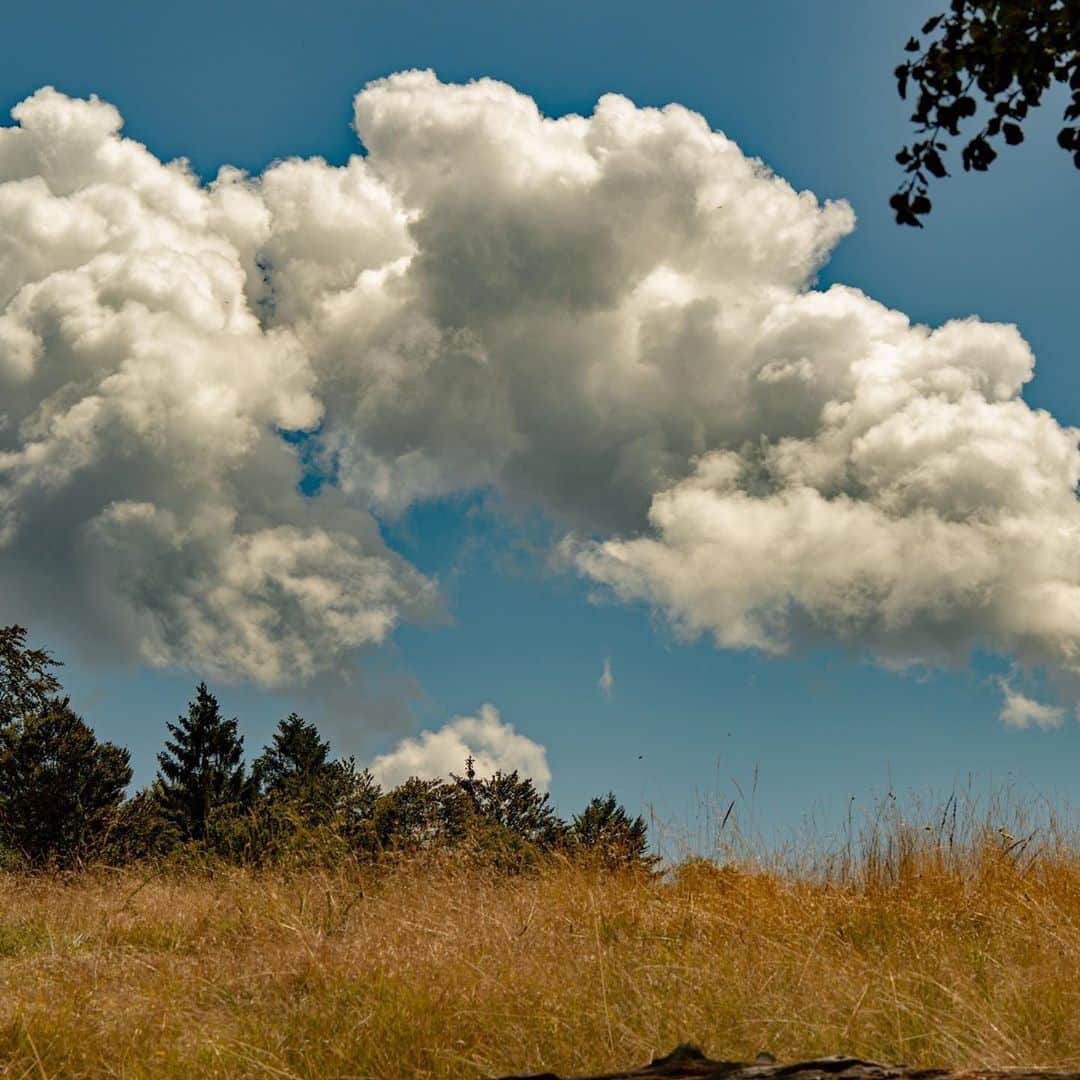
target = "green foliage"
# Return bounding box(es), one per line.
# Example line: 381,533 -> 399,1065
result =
104,786 -> 183,864
454,760 -> 566,852
155,683 -> 247,841
893,1 -> 1080,225
233,715 -> 384,863
0,700 -> 132,867
333,759 -> 382,849
0,625 -> 63,728
0,839 -> 26,872
252,714 -> 330,799
570,793 -> 657,871
251,713 -> 355,825
373,777 -> 473,852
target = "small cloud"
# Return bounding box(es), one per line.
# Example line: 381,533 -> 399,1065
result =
599,656 -> 614,698
998,679 -> 1064,730
368,703 -> 551,790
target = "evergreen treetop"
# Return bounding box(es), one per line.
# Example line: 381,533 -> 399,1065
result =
251,713 -> 331,798
571,792 -> 655,869
156,682 -> 246,841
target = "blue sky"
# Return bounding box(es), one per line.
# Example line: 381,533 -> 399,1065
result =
3,0 -> 1079,852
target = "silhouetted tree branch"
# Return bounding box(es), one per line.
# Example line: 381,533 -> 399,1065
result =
892,1 -> 1080,226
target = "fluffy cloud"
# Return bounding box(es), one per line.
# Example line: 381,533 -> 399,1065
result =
998,680 -> 1065,730
367,704 -> 551,790
3,71 -> 1080,693
0,86 -> 434,683
568,299 -> 1080,674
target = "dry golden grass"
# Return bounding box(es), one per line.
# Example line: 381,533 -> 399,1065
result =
2,807 -> 1080,1078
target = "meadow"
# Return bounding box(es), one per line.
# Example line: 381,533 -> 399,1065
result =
2,795 -> 1078,1079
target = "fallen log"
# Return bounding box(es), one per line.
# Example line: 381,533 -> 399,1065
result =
494,1045 -> 1080,1080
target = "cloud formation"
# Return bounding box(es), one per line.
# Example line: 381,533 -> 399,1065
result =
0,86 -> 435,683
599,657 -> 614,698
367,704 -> 551,790
3,71 -> 1080,695
997,680 -> 1065,730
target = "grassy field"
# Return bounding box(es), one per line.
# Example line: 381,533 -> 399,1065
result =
2,803 -> 1079,1079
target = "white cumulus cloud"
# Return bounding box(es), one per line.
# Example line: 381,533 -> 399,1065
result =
3,71 -> 1080,701
0,85 -> 434,684
997,680 -> 1065,730
367,704 -> 551,790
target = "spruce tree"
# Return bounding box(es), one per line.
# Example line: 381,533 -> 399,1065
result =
570,793 -> 655,869
155,683 -> 246,841
252,714 -> 331,800
251,712 -> 356,829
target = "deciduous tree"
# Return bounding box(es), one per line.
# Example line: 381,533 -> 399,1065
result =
892,1 -> 1080,226
0,625 -> 63,727
0,700 -> 131,866
454,757 -> 565,851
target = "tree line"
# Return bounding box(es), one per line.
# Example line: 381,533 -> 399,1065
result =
0,626 -> 653,872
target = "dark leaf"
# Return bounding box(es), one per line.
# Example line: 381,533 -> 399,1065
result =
1002,122 -> 1024,145
921,14 -> 943,34
911,194 -> 932,214
963,135 -> 997,171
905,36 -> 921,52
924,148 -> 949,178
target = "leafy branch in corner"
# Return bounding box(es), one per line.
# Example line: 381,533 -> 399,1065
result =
892,0 -> 1080,226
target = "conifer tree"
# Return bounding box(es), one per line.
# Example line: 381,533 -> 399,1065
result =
570,792 -> 655,869
251,712 -> 365,831
155,683 -> 246,841
252,714 -> 331,801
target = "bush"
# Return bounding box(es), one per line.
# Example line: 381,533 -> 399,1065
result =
102,787 -> 183,865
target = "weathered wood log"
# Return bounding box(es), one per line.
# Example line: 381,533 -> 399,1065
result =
494,1045 -> 1080,1080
